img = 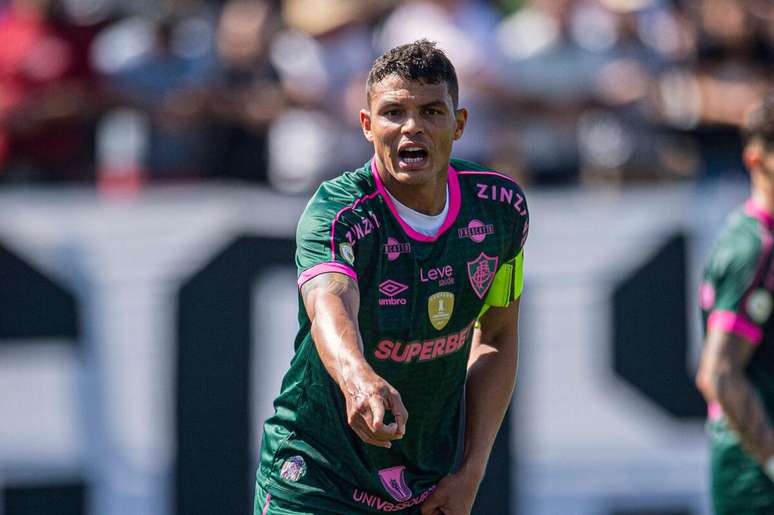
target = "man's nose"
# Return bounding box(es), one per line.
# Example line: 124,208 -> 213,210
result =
401,112 -> 423,135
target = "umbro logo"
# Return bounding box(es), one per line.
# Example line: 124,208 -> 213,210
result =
379,280 -> 408,306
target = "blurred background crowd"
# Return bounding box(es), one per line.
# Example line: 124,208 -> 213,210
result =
1,0 -> 772,193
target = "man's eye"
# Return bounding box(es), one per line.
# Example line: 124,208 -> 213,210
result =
423,108 -> 441,115
384,110 -> 402,117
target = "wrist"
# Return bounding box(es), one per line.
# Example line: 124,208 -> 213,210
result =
765,455 -> 774,482
456,461 -> 486,491
339,361 -> 375,388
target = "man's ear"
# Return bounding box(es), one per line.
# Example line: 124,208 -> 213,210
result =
360,109 -> 374,142
453,108 -> 468,141
744,143 -> 761,171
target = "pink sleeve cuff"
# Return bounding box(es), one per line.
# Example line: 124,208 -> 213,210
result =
707,401 -> 724,421
707,310 -> 763,345
297,262 -> 358,288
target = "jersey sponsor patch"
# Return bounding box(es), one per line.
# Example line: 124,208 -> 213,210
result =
476,182 -> 527,215
467,253 -> 499,299
383,237 -> 410,261
279,456 -> 307,482
458,219 -> 494,243
377,466 -> 412,502
746,288 -> 773,324
339,243 -> 355,265
428,292 -> 454,330
373,323 -> 472,363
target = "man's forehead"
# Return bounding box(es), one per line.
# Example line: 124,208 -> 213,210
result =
370,75 -> 451,105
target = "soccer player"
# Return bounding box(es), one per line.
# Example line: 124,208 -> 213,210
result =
255,40 -> 529,515
696,93 -> 774,515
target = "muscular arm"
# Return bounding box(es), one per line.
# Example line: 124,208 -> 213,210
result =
460,298 -> 520,485
696,329 -> 774,466
300,272 -> 407,447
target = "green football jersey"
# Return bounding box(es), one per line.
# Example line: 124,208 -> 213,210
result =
256,157 -> 528,514
700,199 -> 774,512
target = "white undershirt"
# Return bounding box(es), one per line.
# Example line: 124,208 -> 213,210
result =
385,186 -> 449,236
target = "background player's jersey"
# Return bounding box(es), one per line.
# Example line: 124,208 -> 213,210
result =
257,157 -> 528,513
700,199 -> 774,511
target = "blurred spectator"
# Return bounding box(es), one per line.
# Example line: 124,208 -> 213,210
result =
650,0 -> 774,177
0,0 -> 104,182
1,0 -> 772,189
201,0 -> 284,183
265,0 -> 389,193
103,4 -> 215,180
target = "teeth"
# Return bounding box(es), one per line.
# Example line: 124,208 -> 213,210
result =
402,157 -> 425,163
403,146 -> 423,152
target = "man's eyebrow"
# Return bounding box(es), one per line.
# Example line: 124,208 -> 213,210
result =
420,101 -> 447,109
378,101 -> 403,110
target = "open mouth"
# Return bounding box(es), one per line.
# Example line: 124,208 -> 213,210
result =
398,146 -> 428,169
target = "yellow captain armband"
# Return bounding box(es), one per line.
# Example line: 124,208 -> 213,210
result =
474,250 -> 524,328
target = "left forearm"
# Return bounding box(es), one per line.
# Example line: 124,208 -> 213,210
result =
460,330 -> 518,481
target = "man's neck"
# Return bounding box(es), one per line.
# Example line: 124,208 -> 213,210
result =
377,159 -> 449,216
752,188 -> 774,216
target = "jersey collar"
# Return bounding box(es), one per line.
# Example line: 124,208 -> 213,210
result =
745,198 -> 774,229
370,155 -> 461,242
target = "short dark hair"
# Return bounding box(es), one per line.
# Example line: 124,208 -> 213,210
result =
743,92 -> 774,148
367,40 -> 459,109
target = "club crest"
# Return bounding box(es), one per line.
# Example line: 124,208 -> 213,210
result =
428,292 -> 454,331
378,466 -> 412,502
467,253 -> 498,299
280,455 -> 307,482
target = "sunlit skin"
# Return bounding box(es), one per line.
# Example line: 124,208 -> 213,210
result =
746,140 -> 774,213
360,75 -> 467,215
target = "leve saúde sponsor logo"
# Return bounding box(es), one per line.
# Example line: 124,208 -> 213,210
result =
379,279 -> 408,306
419,264 -> 454,287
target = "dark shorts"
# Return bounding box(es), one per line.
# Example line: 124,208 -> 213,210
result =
254,482 -> 423,515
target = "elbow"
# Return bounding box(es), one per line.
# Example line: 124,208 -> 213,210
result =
695,366 -> 710,398
696,365 -> 739,405
695,363 -> 722,402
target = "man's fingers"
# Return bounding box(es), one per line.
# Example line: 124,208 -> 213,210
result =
368,395 -> 386,432
352,424 -> 391,448
389,391 -> 409,436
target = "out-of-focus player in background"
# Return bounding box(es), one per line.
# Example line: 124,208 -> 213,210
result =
254,40 -> 529,515
696,93 -> 774,515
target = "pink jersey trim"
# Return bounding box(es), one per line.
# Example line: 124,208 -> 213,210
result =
297,262 -> 357,288
261,493 -> 271,515
457,169 -> 520,184
707,310 -> 762,345
745,198 -> 774,229
370,156 -> 461,242
707,400 -> 723,421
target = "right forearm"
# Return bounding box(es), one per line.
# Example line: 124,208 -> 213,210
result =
300,272 -> 407,445
310,297 -> 373,388
711,371 -> 774,465
301,273 -> 373,388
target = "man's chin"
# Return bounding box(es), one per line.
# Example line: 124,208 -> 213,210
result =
390,161 -> 435,181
